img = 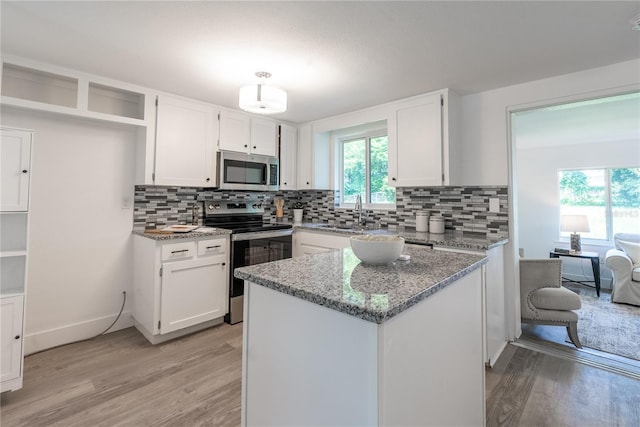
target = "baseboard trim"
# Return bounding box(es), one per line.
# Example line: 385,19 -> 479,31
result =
134,317 -> 224,345
487,340 -> 509,368
24,312 -> 134,355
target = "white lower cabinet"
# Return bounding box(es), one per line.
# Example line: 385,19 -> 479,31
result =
434,244 -> 506,367
133,235 -> 229,344
293,230 -> 351,257
1,295 -> 24,392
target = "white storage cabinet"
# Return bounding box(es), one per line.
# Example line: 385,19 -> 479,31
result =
218,110 -> 277,157
278,124 -> 297,190
293,230 -> 351,257
387,89 -> 460,187
434,244 -> 506,367
296,125 -> 331,190
132,235 -> 230,344
0,127 -> 32,393
154,94 -> 218,187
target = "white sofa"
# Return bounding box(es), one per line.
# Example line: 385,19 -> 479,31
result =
605,233 -> 640,306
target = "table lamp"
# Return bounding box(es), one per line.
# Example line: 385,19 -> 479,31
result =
560,214 -> 590,252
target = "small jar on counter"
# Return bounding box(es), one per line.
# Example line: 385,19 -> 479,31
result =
415,211 -> 429,232
429,216 -> 445,234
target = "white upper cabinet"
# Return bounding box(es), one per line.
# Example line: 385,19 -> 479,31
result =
154,94 -> 217,187
278,124 -> 297,190
387,90 -> 460,187
218,110 -> 277,157
251,118 -> 278,157
296,125 -> 331,190
1,129 -> 32,212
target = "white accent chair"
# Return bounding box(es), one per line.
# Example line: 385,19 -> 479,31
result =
605,233 -> 640,306
520,259 -> 582,348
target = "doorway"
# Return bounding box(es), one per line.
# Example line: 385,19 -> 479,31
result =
510,91 -> 640,367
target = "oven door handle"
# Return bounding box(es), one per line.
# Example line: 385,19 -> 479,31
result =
231,229 -> 293,241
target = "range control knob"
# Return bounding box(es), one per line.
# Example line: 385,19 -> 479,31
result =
208,203 -> 221,210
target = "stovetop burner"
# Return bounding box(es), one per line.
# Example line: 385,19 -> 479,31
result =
204,198 -> 292,234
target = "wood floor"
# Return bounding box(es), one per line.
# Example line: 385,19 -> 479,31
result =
1,323 -> 244,427
2,322 -> 640,426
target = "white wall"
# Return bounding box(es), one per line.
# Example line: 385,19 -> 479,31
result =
516,139 -> 639,285
1,109 -> 136,354
460,59 -> 640,186
459,58 -> 640,341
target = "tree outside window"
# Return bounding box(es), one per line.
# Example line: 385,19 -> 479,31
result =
342,135 -> 395,206
559,167 -> 640,240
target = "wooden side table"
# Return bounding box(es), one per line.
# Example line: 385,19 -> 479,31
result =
549,251 -> 601,297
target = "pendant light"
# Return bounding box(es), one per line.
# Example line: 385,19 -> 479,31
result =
239,71 -> 287,114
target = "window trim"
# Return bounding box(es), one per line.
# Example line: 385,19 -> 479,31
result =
339,130 -> 395,210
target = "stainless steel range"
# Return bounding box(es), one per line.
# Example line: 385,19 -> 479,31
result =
204,199 -> 293,324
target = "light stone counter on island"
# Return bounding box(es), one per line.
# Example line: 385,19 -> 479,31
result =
238,244 -> 488,426
235,244 -> 487,323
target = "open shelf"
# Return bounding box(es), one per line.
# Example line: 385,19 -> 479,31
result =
2,63 -> 78,108
0,213 -> 28,252
88,82 -> 145,120
0,256 -> 26,295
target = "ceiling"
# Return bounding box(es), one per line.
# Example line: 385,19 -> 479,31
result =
1,1 -> 639,124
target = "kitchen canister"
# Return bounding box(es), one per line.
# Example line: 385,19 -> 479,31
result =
429,216 -> 445,234
416,211 -> 429,232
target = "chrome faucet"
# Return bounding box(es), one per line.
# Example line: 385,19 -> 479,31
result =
355,194 -> 366,226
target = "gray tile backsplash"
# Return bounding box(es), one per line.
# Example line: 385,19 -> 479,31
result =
134,185 -> 509,238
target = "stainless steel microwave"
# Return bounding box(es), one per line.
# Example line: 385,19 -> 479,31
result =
217,151 -> 279,191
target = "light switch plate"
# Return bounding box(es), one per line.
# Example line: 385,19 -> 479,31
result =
489,198 -> 500,213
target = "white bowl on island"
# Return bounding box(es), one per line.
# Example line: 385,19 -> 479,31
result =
350,235 -> 405,265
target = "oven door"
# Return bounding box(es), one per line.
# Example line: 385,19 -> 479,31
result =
227,230 -> 293,324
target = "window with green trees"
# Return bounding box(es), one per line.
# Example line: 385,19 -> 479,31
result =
558,167 -> 640,240
342,134 -> 395,206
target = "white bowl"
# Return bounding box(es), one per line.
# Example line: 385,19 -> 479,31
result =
350,235 -> 405,265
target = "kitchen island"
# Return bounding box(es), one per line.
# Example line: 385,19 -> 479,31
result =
235,244 -> 488,426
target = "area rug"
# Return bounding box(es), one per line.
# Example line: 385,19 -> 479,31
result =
573,293 -> 640,361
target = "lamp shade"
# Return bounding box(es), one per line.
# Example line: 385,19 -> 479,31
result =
239,83 -> 287,114
560,214 -> 590,233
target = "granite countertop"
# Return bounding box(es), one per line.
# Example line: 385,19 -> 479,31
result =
132,227 -> 231,241
235,244 -> 487,324
297,223 -> 508,251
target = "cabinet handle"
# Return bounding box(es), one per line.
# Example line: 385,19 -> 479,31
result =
306,181 -> 310,185
171,249 -> 189,254
22,170 -> 28,173
283,182 -> 287,185
206,177 -> 210,182
244,144 -> 248,148
206,245 -> 221,249
15,335 -> 20,340
391,177 -> 397,181
222,262 -> 226,266
253,146 -> 257,149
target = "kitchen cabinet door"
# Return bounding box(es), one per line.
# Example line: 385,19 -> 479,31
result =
250,118 -> 277,157
297,125 -> 313,189
1,295 -> 24,391
1,128 -> 32,212
279,124 -> 297,190
154,94 -> 217,187
388,93 -> 443,187
160,255 -> 228,334
218,110 -> 251,153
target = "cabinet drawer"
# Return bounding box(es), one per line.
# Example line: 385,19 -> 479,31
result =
197,238 -> 227,257
161,241 -> 196,261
